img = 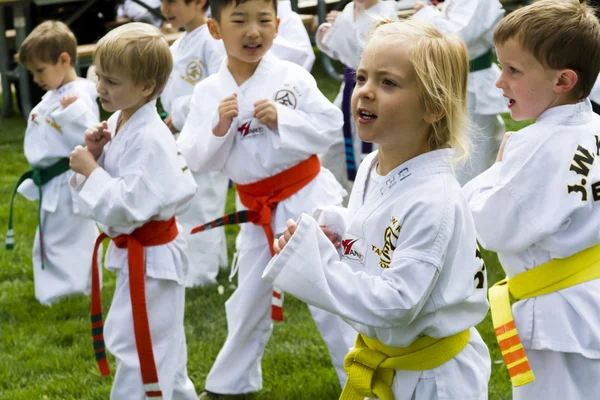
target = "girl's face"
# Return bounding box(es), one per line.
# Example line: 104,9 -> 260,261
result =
351,35 -> 430,152
161,0 -> 205,32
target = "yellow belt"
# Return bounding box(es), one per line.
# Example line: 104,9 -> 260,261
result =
340,330 -> 470,400
489,243 -> 600,387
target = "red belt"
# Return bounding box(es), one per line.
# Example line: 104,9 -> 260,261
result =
91,217 -> 179,399
192,155 -> 322,321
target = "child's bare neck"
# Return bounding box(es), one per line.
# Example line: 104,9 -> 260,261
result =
117,99 -> 148,134
355,0 -> 380,17
185,14 -> 206,33
376,140 -> 430,176
227,57 -> 260,86
58,68 -> 78,89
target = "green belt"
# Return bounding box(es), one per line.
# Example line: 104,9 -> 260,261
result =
6,158 -> 71,268
470,51 -> 493,73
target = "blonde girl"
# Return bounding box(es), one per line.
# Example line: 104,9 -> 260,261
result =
263,19 -> 491,400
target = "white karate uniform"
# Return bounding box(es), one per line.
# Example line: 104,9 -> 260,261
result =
590,74 -> 600,106
161,24 -> 229,287
464,100 -> 600,400
316,0 -> 399,194
271,0 -> 316,71
412,0 -> 508,185
70,100 -> 198,400
118,0 -> 163,27
178,52 -> 355,393
16,78 -> 99,305
264,149 -> 491,400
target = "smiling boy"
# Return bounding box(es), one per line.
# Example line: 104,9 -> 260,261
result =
463,1 -> 600,399
177,0 -> 355,397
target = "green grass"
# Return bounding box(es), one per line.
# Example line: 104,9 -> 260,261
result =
0,52 -> 530,400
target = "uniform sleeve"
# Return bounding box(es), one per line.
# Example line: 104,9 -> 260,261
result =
73,136 -> 196,231
177,82 -> 235,172
412,0 -> 489,47
463,132 -> 571,253
316,17 -> 361,68
50,92 -> 99,151
272,71 -> 343,155
205,40 -> 226,76
264,210 -> 441,329
272,13 -> 316,71
169,94 -> 192,132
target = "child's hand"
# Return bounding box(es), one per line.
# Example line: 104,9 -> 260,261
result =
70,145 -> 99,177
326,10 -> 340,24
321,226 -> 341,248
214,94 -> 238,137
254,99 -> 278,131
85,121 -> 112,160
164,115 -> 179,134
318,25 -> 330,43
414,1 -> 426,12
273,219 -> 298,255
496,131 -> 514,162
60,93 -> 79,108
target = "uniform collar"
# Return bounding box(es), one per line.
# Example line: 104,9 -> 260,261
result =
536,98 -> 593,125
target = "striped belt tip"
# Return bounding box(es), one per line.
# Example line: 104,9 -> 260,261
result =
145,383 -> 163,398
5,229 -> 14,249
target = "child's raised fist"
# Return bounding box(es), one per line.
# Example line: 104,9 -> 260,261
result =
85,121 -> 112,160
254,99 -> 278,131
70,145 -> 98,177
60,93 -> 79,108
213,93 -> 239,137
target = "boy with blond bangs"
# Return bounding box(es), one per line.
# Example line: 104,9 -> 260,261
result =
69,23 -> 198,400
5,20 -> 100,306
177,0 -> 355,397
160,0 -> 230,287
463,1 -> 600,398
265,18 -> 491,400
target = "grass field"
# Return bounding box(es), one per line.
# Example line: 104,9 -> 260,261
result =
0,52 -> 532,400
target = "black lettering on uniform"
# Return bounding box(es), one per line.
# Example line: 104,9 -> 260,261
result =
568,184 -> 588,201
570,145 -> 595,177
474,248 -> 486,289
592,181 -> 600,201
595,135 -> 600,156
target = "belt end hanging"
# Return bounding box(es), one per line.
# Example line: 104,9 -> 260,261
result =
5,228 -> 14,250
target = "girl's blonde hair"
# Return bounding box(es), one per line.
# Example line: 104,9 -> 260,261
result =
368,19 -> 470,158
94,23 -> 173,101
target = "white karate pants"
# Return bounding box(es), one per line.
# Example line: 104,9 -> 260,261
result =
205,241 -> 355,394
105,271 -> 198,400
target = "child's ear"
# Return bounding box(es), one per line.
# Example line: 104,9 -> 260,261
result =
207,18 -> 222,40
554,69 -> 578,95
275,16 -> 280,35
424,107 -> 445,124
141,80 -> 157,98
58,52 -> 72,67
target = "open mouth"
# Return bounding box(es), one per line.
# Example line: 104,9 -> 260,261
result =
244,44 -> 262,50
505,96 -> 516,108
358,109 -> 378,121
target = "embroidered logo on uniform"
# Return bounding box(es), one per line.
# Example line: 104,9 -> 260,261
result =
274,90 -> 297,109
31,113 -> 40,126
341,236 -> 365,263
45,107 -> 62,134
181,58 -> 204,85
371,216 -> 401,269
237,118 -> 265,138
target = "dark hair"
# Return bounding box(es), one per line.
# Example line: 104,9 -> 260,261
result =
209,0 -> 277,22
185,0 -> 210,12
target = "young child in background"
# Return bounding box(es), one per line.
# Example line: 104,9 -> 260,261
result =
266,18 -> 491,400
69,23 -> 198,400
118,0 -> 164,27
177,0 -> 356,397
413,0 -> 508,185
6,20 -> 99,306
316,0 -> 399,194
270,0 -> 315,71
464,1 -> 600,399
160,0 -> 230,287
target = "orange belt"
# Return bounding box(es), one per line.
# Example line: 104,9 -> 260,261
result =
192,155 -> 321,321
90,217 -> 179,399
